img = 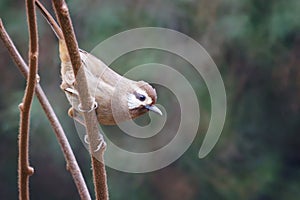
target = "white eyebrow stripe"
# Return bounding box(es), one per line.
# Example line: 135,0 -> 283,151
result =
127,89 -> 153,110
135,88 -> 147,97
135,88 -> 152,104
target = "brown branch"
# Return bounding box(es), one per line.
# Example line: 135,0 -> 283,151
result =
17,0 -> 39,198
52,1 -> 109,199
35,0 -> 64,40
0,19 -> 91,200
51,0 -> 81,74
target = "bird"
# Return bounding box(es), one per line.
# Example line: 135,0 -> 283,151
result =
35,1 -> 162,125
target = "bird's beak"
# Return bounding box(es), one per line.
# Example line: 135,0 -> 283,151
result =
145,105 -> 163,116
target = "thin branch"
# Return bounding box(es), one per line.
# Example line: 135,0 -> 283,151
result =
51,0 -> 81,75
0,19 -> 91,200
52,1 -> 109,199
35,0 -> 64,40
17,0 -> 39,198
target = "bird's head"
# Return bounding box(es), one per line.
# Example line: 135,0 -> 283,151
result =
127,81 -> 162,117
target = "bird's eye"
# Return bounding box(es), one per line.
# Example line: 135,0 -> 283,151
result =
138,95 -> 146,101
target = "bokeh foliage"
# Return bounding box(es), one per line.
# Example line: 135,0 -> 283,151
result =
0,0 -> 300,199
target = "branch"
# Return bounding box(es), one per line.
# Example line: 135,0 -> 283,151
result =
35,0 -> 64,40
17,0 -> 39,198
0,19 -> 91,200
52,1 -> 109,199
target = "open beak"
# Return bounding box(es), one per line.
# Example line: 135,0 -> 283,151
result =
145,105 -> 163,116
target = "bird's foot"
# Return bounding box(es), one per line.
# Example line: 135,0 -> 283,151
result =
84,134 -> 106,152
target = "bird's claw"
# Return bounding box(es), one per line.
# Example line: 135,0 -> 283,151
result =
78,97 -> 98,113
84,134 -> 89,144
94,134 -> 106,152
83,134 -> 106,152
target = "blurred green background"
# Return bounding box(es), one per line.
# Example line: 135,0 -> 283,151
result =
1,0 -> 300,199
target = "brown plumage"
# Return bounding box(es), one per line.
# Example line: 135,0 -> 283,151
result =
36,1 -> 162,125
60,42 -> 161,125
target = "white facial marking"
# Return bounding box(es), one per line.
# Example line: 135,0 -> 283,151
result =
127,88 -> 153,110
127,94 -> 141,109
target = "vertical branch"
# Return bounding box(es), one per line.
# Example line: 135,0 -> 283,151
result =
18,0 -> 38,199
0,19 -> 91,200
52,1 -> 109,199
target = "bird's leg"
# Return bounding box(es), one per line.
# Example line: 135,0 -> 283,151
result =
68,107 -> 106,152
68,107 -> 86,126
68,108 -> 91,146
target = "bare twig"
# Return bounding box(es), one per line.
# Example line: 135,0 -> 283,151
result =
52,1 -> 109,199
0,19 -> 91,200
17,0 -> 39,198
35,0 -> 64,40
